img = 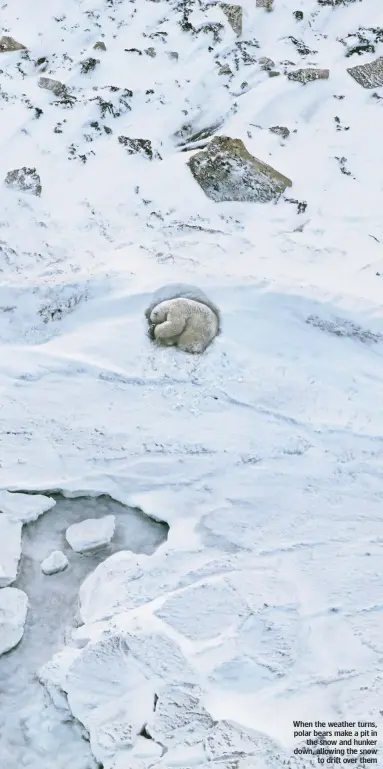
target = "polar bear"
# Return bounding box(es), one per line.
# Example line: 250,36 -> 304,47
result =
145,284 -> 220,354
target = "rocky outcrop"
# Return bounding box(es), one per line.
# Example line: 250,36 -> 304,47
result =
0,36 -> 26,53
287,68 -> 329,83
270,125 -> 290,139
219,3 -> 242,36
187,136 -> 292,203
259,56 -> 275,71
256,0 -> 274,8
118,136 -> 161,160
93,41 -> 106,51
38,76 -> 67,97
347,56 -> 383,88
4,167 -> 42,196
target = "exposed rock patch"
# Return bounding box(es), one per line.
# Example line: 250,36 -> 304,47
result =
270,125 -> 290,139
347,56 -> 383,88
0,36 -> 26,53
287,68 -> 329,83
219,4 -> 243,37
187,136 -> 292,202
259,56 -> 275,71
38,76 -> 67,97
4,167 -> 42,196
118,136 -> 160,160
256,0 -> 274,9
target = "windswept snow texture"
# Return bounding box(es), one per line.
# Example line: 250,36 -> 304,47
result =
1,0 -> 383,767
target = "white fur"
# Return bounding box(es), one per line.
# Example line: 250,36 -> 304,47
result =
149,297 -> 219,354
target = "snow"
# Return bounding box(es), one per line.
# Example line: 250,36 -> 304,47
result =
0,491 -> 56,523
0,516 -> 22,587
41,550 -> 68,575
66,514 -> 116,552
1,0 -> 383,766
0,587 -> 28,655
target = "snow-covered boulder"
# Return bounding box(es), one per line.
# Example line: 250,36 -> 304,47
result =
0,515 -> 22,586
187,136 -> 292,202
0,587 -> 28,654
41,550 -> 69,575
66,514 -> 115,552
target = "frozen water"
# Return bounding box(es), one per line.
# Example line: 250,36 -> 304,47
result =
0,491 -> 56,523
0,516 -> 22,587
66,514 -> 116,553
41,550 -> 68,575
0,587 -> 28,655
0,495 -> 168,769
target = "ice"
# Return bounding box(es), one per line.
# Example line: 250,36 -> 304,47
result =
0,516 -> 22,587
0,495 -> 167,769
41,550 -> 68,575
146,685 -> 215,746
0,587 -> 28,655
155,576 -> 251,642
0,491 -> 56,523
66,514 -> 116,552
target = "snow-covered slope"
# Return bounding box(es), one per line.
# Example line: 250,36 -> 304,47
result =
1,0 -> 383,767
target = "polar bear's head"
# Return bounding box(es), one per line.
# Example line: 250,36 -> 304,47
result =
150,305 -> 168,325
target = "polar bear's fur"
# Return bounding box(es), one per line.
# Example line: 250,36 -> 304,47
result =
145,283 -> 221,354
149,297 -> 219,354
145,283 -> 221,333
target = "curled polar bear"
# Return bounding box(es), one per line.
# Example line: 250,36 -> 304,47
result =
145,283 -> 220,354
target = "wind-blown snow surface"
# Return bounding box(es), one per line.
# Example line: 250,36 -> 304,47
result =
1,0 -> 383,766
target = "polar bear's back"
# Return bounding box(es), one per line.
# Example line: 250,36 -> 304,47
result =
145,283 -> 221,332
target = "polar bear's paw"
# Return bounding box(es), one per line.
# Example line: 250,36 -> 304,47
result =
148,296 -> 219,354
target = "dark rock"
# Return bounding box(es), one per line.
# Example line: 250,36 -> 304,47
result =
93,41 -> 106,51
118,136 -> 161,160
187,136 -> 292,203
38,77 -> 67,97
259,56 -> 275,71
4,167 -> 42,196
288,37 -> 317,56
0,36 -> 26,53
198,23 -> 224,44
80,57 -> 99,74
269,125 -> 290,139
347,56 -> 383,88
219,4 -> 243,36
287,68 -> 329,83
218,63 -> 233,76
